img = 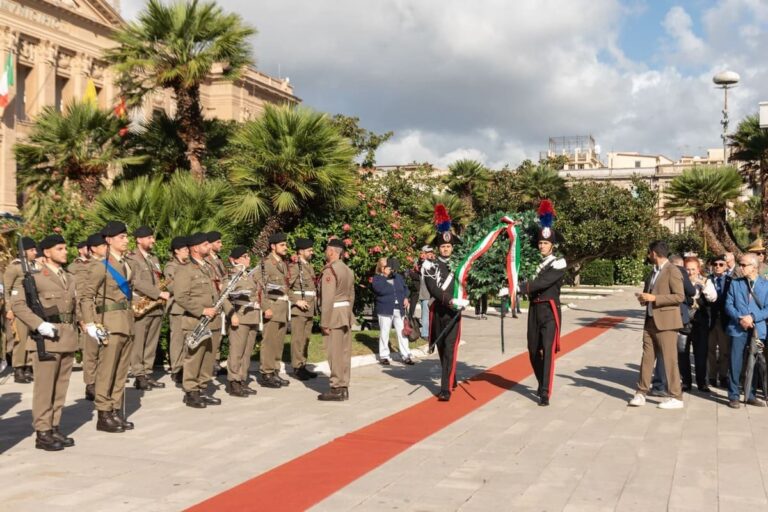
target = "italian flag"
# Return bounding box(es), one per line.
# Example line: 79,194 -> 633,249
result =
0,53 -> 13,108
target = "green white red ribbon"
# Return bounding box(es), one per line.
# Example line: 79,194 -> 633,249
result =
453,216 -> 520,310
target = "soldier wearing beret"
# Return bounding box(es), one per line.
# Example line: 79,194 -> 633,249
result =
205,231 -> 228,373
288,237 -> 318,381
78,233 -> 108,401
225,246 -> 259,397
79,221 -> 136,433
11,235 -> 77,450
4,236 -> 39,384
126,226 -> 170,391
317,238 -> 356,401
255,232 -> 292,389
164,236 -> 189,385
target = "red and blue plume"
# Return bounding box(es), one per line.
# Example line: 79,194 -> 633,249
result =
434,204 -> 452,233
538,199 -> 555,228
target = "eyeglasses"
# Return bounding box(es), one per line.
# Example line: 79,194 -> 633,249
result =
714,263 -> 726,267
739,263 -> 753,268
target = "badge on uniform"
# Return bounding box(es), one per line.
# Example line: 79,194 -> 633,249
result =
442,232 -> 451,243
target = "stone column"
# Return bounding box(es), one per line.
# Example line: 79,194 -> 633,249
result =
30,40 -> 57,117
0,29 -> 19,213
71,53 -> 93,101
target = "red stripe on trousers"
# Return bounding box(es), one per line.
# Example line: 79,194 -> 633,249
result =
547,299 -> 561,398
447,317 -> 462,390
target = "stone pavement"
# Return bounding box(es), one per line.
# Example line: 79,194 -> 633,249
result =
1,288 -> 768,511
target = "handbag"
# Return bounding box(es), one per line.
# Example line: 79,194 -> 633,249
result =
403,315 -> 422,342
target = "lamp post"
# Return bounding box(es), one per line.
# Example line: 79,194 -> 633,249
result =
713,70 -> 740,164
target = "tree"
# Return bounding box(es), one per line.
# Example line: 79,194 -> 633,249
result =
512,160 -> 567,209
13,100 -> 144,202
665,166 -> 743,256
415,192 -> 472,244
329,114 -> 393,168
224,105 -> 358,253
729,114 -> 768,237
444,159 -> 491,215
105,0 -> 255,180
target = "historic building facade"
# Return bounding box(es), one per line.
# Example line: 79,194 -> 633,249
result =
0,0 -> 298,213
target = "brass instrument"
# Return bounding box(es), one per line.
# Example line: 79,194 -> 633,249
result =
132,277 -> 169,318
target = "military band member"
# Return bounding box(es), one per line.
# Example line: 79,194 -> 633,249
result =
4,236 -> 39,383
11,235 -> 77,451
289,237 -> 318,381
126,226 -> 170,391
80,221 -> 136,433
206,231 -> 227,372
174,233 -> 237,408
317,238 -> 355,401
225,246 -> 259,397
518,226 -> 566,407
70,235 -> 100,401
164,236 -> 189,385
256,232 -> 291,389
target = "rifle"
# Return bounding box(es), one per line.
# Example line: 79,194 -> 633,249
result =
18,236 -> 55,361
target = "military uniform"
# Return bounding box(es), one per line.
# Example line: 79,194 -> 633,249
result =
69,255 -> 97,395
12,238 -> 77,451
164,256 -> 186,380
206,249 -> 227,365
289,254 -> 317,378
318,243 -> 355,400
226,255 -> 259,396
126,248 -> 165,389
4,258 -> 37,382
256,253 -> 291,387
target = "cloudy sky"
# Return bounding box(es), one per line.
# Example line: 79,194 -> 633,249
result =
120,0 -> 768,169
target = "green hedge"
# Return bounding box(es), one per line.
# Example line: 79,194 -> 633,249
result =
615,257 -> 647,285
580,259 -> 615,286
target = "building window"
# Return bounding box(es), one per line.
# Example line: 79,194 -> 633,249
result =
635,160 -> 641,168
577,164 -> 584,169
675,217 -> 686,234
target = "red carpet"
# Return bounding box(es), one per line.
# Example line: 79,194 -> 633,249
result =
187,316 -> 625,512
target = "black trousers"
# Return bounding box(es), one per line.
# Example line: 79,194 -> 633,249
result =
430,304 -> 461,393
679,320 -> 709,387
527,301 -> 559,398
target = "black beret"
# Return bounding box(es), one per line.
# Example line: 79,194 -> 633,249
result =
268,232 -> 287,245
133,226 -> 153,238
207,231 -> 222,243
294,237 -> 313,250
20,237 -> 37,251
713,254 -> 727,262
87,233 -> 106,248
327,238 -> 345,249
229,245 -> 248,259
387,258 -> 400,271
39,234 -> 66,251
170,236 -> 188,251
76,240 -> 87,249
101,221 -> 127,238
187,232 -> 208,247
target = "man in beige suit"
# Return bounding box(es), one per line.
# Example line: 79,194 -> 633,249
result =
318,238 -> 355,401
11,234 -> 77,451
630,240 -> 685,409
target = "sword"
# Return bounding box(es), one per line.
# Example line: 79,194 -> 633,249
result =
428,308 -> 462,354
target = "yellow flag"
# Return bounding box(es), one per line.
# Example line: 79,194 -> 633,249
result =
83,78 -> 98,106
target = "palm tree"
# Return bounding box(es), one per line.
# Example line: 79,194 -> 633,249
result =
105,0 -> 255,180
224,104 -> 358,253
415,193 -> 472,244
513,163 -> 567,209
729,114 -> 768,236
13,100 -> 144,202
444,159 -> 491,213
665,165 -> 744,255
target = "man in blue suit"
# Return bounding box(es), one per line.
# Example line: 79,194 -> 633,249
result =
724,252 -> 768,408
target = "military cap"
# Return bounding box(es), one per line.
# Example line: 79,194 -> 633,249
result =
386,257 -> 400,271
207,231 -> 223,243
294,237 -> 313,250
101,221 -> 127,238
39,234 -> 66,251
268,232 -> 287,245
435,230 -> 461,246
747,238 -> 766,253
326,238 -> 345,250
133,226 -> 153,238
76,240 -> 87,249
229,245 -> 248,260
87,233 -> 106,248
170,236 -> 188,251
536,227 -> 564,245
20,237 -> 37,251
187,232 -> 208,247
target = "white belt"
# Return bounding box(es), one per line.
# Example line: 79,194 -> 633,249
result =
293,291 -> 316,297
440,272 -> 454,291
333,301 -> 351,308
274,296 -> 290,302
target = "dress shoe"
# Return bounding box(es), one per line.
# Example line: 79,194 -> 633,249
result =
14,367 -> 31,383
303,366 -> 318,378
228,381 -> 248,397
728,399 -> 741,409
24,366 -> 33,381
437,390 -> 451,402
134,376 -> 152,391
539,395 -> 550,406
200,394 -> 222,405
318,387 -> 349,401
183,391 -> 207,408
402,357 -> 416,366
241,384 -> 258,395
698,384 -> 711,393
257,373 -> 281,388
746,398 -> 766,407
273,373 -> 290,387
51,426 -> 75,447
35,430 -> 64,451
379,358 -> 390,366
96,410 -> 125,433
85,384 -> 96,401
112,410 -> 134,430
292,366 -> 312,381
146,377 -> 166,389
681,384 -> 692,392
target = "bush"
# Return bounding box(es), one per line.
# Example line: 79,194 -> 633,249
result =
615,257 -> 646,285
580,259 -> 615,286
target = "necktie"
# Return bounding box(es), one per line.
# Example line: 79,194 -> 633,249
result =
58,269 -> 67,288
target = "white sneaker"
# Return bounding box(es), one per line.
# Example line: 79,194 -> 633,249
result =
658,398 -> 684,410
628,394 -> 646,407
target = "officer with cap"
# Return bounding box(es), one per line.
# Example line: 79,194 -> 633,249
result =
80,233 -> 108,401
255,232 -> 292,388
289,237 -> 318,380
518,208 -> 567,407
747,238 -> 768,276
11,234 -> 77,450
126,226 -> 170,391
225,245 -> 259,397
317,238 -> 356,401
164,236 -> 189,385
4,236 -> 39,383
79,221 -> 136,433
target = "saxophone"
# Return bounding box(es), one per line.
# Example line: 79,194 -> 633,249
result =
133,277 -> 169,318
186,265 -> 249,350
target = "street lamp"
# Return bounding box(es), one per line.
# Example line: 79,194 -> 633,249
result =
713,70 -> 740,164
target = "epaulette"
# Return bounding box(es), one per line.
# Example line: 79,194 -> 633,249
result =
552,258 -> 567,270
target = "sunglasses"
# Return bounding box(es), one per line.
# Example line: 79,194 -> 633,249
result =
739,263 -> 753,268
714,262 -> 727,267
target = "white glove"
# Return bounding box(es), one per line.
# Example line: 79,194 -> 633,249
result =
37,321 -> 57,338
86,323 -> 100,340
498,287 -> 510,298
452,298 -> 470,310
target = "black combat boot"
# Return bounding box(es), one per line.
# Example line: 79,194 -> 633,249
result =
85,384 -> 96,401
257,373 -> 281,388
273,372 -> 290,387
184,391 -> 206,408
14,367 -> 29,383
112,410 -> 134,430
146,376 -> 166,389
51,426 -> 75,447
96,410 -> 125,433
35,430 -> 64,451
134,375 -> 152,391
228,380 -> 248,397
318,387 -> 349,401
200,393 -> 221,405
24,366 -> 34,382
